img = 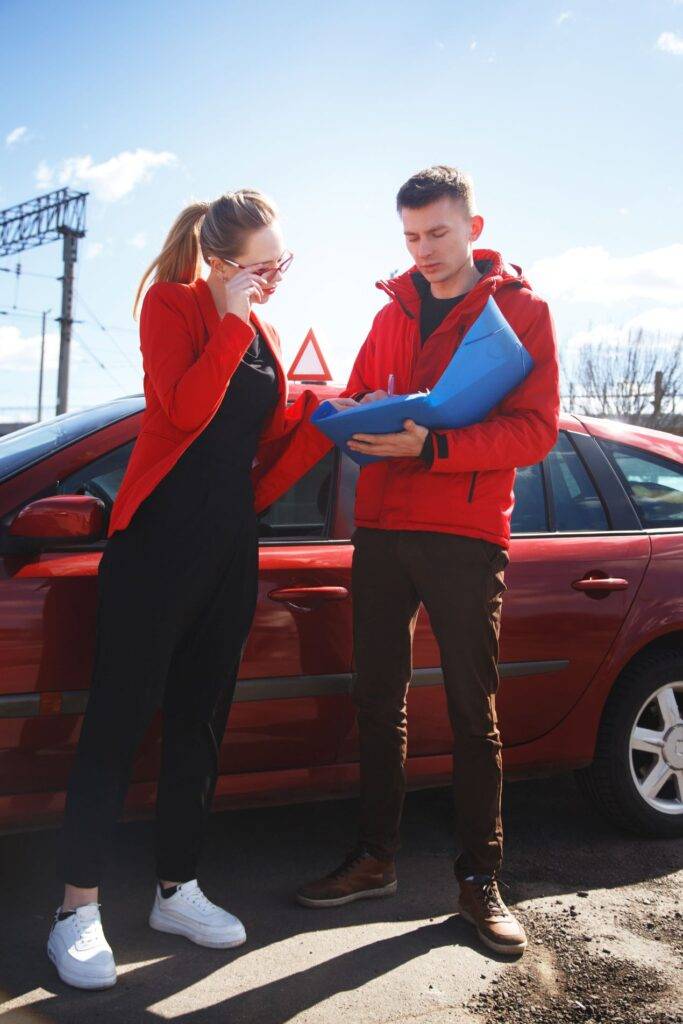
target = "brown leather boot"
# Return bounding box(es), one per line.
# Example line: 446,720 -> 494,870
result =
296,849 -> 397,908
457,876 -> 527,955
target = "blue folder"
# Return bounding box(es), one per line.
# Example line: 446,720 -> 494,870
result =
312,295 -> 535,466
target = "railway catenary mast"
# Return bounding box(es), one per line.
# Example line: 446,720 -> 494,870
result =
0,189 -> 88,414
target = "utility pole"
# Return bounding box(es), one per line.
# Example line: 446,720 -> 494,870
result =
37,308 -> 50,421
0,189 -> 88,418
55,230 -> 80,414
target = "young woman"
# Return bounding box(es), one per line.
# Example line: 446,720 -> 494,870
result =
47,190 -> 332,990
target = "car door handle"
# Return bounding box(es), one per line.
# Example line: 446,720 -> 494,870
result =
571,575 -> 629,593
268,586 -> 349,609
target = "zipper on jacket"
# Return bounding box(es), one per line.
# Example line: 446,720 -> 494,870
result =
467,471 -> 478,502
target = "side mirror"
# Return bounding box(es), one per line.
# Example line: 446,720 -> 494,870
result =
9,495 -> 106,542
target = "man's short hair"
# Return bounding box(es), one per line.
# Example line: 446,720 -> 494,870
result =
396,165 -> 477,216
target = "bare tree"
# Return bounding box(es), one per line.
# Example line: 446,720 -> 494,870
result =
568,329 -> 682,432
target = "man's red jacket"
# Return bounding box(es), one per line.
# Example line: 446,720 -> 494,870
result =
341,249 -> 560,549
108,277 -> 332,537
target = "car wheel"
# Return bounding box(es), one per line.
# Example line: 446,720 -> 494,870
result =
576,649 -> 683,838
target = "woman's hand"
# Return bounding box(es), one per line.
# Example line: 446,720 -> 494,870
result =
223,270 -> 268,324
329,390 -> 388,411
329,397 -> 359,410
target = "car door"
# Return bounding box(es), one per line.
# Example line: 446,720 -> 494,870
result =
338,427 -> 651,762
61,442 -> 353,778
217,446 -> 355,774
0,436 -> 353,813
494,429 -> 650,745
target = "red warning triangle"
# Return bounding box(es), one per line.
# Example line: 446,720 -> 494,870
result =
287,328 -> 332,382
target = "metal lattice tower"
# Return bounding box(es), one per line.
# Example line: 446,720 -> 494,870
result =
0,188 -> 88,415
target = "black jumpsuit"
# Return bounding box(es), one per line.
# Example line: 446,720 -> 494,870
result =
59,331 -> 279,888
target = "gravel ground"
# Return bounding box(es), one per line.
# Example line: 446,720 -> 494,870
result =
0,773 -> 680,1023
468,881 -> 681,1024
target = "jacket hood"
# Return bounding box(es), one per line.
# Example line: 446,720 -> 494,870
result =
375,248 -> 530,320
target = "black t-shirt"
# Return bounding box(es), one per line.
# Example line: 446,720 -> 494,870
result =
412,269 -> 472,465
178,329 -> 279,478
419,286 -> 468,345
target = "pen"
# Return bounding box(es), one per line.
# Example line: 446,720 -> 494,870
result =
387,373 -> 395,397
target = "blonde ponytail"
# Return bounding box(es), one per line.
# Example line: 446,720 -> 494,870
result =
133,190 -> 277,319
133,202 -> 208,318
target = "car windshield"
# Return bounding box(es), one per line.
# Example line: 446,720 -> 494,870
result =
0,397 -> 144,484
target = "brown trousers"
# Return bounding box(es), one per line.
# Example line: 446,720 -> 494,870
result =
351,527 -> 508,881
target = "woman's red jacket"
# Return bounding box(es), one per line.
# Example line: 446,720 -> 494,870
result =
108,277 -> 332,537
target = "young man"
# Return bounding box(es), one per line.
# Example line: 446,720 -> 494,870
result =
296,166 -> 560,957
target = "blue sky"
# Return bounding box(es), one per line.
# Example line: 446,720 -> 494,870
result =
1,0 -> 682,420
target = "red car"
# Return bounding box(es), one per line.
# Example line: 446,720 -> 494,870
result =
1,387 -> 682,838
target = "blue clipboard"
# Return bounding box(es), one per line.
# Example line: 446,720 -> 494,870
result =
311,295 -> 534,466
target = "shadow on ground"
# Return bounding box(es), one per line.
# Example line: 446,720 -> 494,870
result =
0,773 -> 680,1023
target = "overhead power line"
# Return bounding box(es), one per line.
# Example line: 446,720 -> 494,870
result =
0,264 -> 59,281
74,289 -> 139,371
71,327 -> 125,391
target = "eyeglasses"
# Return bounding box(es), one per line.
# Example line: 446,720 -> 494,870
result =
222,249 -> 294,281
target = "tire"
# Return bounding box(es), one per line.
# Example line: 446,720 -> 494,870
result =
575,649 -> 683,838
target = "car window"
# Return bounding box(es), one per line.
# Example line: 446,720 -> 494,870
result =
59,442 -> 337,541
0,398 -> 142,484
58,442 -> 134,504
511,463 -> 548,533
258,449 -> 336,540
600,441 -> 683,529
546,433 -> 609,531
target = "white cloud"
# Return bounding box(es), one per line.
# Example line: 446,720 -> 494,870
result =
629,306 -> 683,336
128,232 -> 147,248
34,148 -> 177,202
564,307 -> 683,352
556,11 -> 573,26
0,323 -> 63,372
656,31 -> 683,55
6,126 -> 29,148
469,40 -> 477,51
86,242 -> 103,259
0,324 -> 95,418
529,244 -> 683,305
36,160 -> 52,190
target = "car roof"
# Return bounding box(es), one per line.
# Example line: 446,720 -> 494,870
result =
575,414 -> 683,463
2,389 -> 680,485
0,395 -> 145,484
0,385 -> 345,484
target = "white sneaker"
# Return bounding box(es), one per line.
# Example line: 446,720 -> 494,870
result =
148,880 -> 246,949
47,903 -> 117,990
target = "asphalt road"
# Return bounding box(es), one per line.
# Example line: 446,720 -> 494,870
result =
0,774 -> 681,1024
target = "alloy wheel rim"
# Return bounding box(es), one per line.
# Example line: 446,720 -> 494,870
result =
629,680 -> 683,815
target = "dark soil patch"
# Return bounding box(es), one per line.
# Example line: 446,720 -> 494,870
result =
468,912 -> 679,1024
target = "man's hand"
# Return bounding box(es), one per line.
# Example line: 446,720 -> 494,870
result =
348,419 -> 428,458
